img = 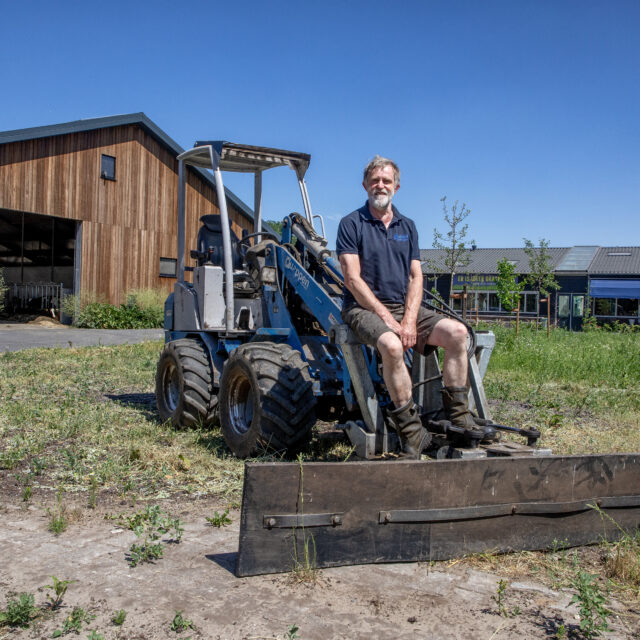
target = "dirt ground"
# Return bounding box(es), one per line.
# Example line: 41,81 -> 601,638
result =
1,487 -> 639,640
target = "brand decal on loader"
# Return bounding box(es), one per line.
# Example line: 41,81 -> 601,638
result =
284,256 -> 310,290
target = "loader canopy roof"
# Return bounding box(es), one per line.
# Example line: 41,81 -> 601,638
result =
179,141 -> 311,180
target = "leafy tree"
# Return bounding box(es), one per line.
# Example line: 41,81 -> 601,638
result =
523,238 -> 560,298
523,238 -> 560,326
432,197 -> 474,304
495,258 -> 524,312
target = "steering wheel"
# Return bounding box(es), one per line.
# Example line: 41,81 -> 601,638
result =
238,231 -> 279,258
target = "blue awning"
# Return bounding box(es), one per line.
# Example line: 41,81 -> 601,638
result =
590,279 -> 640,299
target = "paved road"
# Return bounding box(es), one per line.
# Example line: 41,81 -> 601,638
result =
0,324 -> 164,352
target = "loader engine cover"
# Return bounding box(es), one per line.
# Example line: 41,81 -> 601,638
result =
193,265 -> 225,329
236,454 -> 640,576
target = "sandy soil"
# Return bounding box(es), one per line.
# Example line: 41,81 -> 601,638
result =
1,490 -> 638,640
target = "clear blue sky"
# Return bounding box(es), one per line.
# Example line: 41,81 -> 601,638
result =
1,0 -> 638,249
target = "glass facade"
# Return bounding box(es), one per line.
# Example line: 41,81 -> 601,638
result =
457,290 -> 539,314
593,297 -> 640,318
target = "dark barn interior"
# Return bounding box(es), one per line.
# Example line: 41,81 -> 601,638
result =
0,208 -> 76,313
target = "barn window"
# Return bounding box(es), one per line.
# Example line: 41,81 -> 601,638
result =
101,154 -> 116,181
159,257 -> 177,277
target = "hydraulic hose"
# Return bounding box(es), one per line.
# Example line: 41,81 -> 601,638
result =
421,288 -> 477,358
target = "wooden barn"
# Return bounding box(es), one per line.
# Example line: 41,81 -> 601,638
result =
0,113 -> 257,311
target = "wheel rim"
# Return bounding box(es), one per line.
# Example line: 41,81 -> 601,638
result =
162,362 -> 180,412
228,374 -> 254,436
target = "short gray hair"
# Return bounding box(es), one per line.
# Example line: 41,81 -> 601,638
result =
363,155 -> 400,187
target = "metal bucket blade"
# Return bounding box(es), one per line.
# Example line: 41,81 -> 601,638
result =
236,454 -> 640,577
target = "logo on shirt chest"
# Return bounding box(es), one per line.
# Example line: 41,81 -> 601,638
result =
393,233 -> 409,242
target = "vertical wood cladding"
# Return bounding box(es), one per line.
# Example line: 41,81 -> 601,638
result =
0,125 -> 250,304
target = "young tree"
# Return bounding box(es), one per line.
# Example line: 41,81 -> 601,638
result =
495,258 -> 525,312
523,238 -> 560,326
432,197 -> 474,304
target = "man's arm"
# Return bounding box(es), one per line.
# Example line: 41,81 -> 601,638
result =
400,259 -> 424,349
339,253 -> 404,335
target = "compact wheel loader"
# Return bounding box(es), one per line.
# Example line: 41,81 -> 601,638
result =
157,141 -> 640,576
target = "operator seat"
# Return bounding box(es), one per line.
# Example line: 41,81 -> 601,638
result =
191,214 -> 245,270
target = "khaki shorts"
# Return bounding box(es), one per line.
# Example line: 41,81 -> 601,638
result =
341,303 -> 445,354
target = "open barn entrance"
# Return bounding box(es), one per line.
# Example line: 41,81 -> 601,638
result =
0,209 -> 79,317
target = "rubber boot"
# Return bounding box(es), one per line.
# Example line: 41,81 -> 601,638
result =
389,400 -> 431,460
441,386 -> 476,429
441,386 -> 498,443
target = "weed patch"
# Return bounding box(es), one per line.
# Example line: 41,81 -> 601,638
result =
286,624 -> 301,639
43,576 -> 75,609
593,505 -> 640,592
48,489 -> 68,535
123,505 -> 184,568
52,606 -> 95,636
290,455 -> 317,583
111,609 -> 127,626
570,569 -> 611,638
0,592 -> 39,628
206,508 -> 232,527
170,610 -> 194,633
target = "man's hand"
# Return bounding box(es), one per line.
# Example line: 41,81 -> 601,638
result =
379,310 -> 404,335
398,259 -> 423,350
400,316 -> 417,350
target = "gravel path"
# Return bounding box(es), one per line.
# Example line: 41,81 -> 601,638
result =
0,325 -> 163,352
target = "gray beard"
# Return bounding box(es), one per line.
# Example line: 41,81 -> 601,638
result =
369,191 -> 392,211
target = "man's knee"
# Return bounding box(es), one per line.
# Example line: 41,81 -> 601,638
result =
431,319 -> 467,350
449,321 -> 468,344
377,330 -> 403,361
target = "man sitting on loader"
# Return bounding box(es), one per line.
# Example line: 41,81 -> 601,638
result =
336,155 -> 478,459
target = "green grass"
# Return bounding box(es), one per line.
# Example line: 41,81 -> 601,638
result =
484,325 -> 640,454
0,341 -> 245,499
1,328 -> 639,505
1,329 -> 639,615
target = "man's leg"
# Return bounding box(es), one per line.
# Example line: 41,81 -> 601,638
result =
342,306 -> 429,458
376,330 -> 412,406
425,318 -> 468,387
424,317 -> 479,430
376,329 -> 431,458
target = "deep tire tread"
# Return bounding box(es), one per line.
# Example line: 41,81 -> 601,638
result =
219,342 -> 317,457
155,338 -> 217,428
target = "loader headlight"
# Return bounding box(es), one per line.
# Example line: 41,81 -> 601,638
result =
260,266 -> 277,284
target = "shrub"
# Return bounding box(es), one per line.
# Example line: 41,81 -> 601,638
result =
126,288 -> 167,311
76,302 -> 163,329
65,288 -> 165,329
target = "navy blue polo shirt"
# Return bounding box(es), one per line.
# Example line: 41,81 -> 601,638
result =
336,202 -> 420,310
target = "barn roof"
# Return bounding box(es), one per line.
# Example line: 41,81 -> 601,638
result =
0,113 -> 263,230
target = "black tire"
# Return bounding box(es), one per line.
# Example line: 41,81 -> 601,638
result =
156,338 -> 217,428
219,342 -> 316,458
